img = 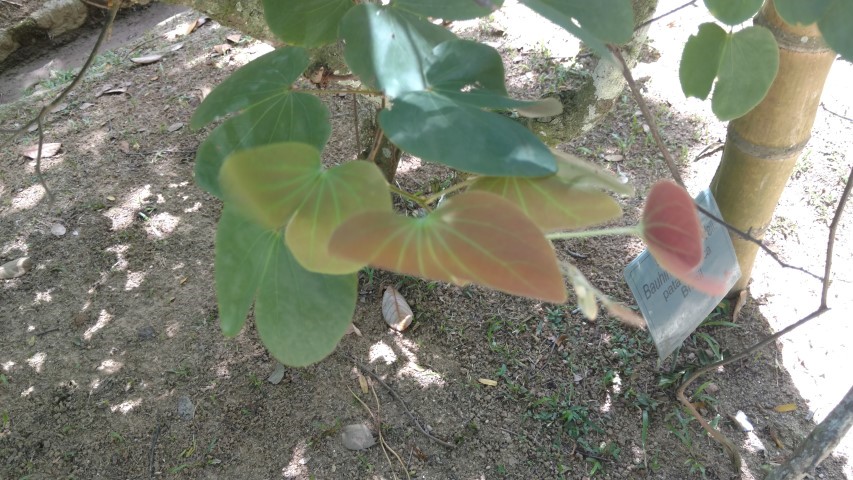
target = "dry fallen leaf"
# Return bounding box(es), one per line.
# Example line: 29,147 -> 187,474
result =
50,103 -> 68,113
131,54 -> 163,65
226,34 -> 242,44
381,286 -> 414,331
97,86 -> 127,97
22,142 -> 61,159
169,43 -> 184,52
345,323 -> 362,336
478,378 -> 498,387
184,16 -> 209,36
0,258 -> 32,280
356,371 -> 368,394
773,403 -> 797,413
213,44 -> 232,55
267,362 -> 286,385
50,223 -> 67,237
732,289 -> 748,322
167,122 -> 184,133
79,102 -> 95,110
604,154 -> 624,162
119,140 -> 132,154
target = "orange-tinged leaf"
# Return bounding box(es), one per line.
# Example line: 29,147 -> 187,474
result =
220,142 -> 320,230
330,191 -> 567,303
773,403 -> 797,413
285,161 -> 391,274
641,180 -> 729,296
641,180 -> 704,275
469,176 -> 622,232
381,286 -> 414,331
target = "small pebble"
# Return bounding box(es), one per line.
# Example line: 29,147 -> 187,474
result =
341,423 -> 375,450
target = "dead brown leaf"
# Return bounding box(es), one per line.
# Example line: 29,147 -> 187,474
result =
381,286 -> 414,331
167,122 -> 184,133
131,54 -> 163,65
213,44 -> 233,55
732,289 -> 747,322
226,34 -> 242,44
118,140 -> 131,154
345,323 -> 362,336
184,16 -> 209,36
356,371 -> 368,394
21,142 -> 61,159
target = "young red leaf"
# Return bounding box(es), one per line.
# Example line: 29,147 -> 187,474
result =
641,180 -> 728,296
329,191 -> 567,303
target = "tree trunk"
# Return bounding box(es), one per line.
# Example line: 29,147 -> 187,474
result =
531,0 -> 658,145
710,0 -> 836,293
765,383 -> 853,480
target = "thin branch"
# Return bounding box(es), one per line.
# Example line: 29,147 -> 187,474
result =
341,352 -> 456,449
635,0 -> 698,31
389,184 -> 432,213
822,164 -> 853,308
694,204 -> 824,282
610,47 -> 685,187
0,0 -> 23,7
353,94 -> 361,156
820,102 -> 853,123
422,177 -> 476,205
2,0 -> 122,202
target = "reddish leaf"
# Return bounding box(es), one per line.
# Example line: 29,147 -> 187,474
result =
641,180 -> 728,296
329,191 -> 567,303
641,180 -> 703,275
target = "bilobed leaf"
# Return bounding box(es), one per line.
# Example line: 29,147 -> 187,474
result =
329,191 -> 567,303
220,143 -> 392,274
340,4 -> 455,98
381,286 -> 414,331
775,0 -> 831,25
519,0 -> 633,59
712,26 -> 779,121
819,0 -> 853,61
551,149 -> 634,195
641,181 -> 727,296
381,91 -> 555,176
215,206 -> 269,336
680,23 -> 727,100
285,161 -> 391,274
262,0 -> 353,47
704,0 -> 763,25
216,206 -> 357,366
254,239 -> 357,367
191,47 -> 310,128
427,39 -> 507,95
195,93 -> 330,198
469,175 -> 622,233
220,143 -> 322,229
394,0 -> 503,20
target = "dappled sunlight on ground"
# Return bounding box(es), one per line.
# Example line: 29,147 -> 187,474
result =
281,440 -> 310,479
10,184 -> 45,212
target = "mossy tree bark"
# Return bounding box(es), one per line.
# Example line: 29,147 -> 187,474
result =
710,1 -> 836,293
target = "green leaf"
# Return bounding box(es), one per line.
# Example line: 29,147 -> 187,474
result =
469,175 -> 622,233
340,4 -> 455,98
428,39 -> 507,95
220,143 -> 323,229
285,161 -> 391,274
262,0 -> 353,47
215,206 -> 270,336
191,47 -> 310,129
713,26 -> 779,120
550,149 -> 634,195
519,0 -> 634,59
329,191 -> 567,303
819,0 -> 853,60
704,0 -> 763,25
380,91 -> 555,176
195,93 -> 330,198
680,23 -> 727,100
254,239 -> 357,367
221,143 -> 392,274
394,0 -> 504,20
215,205 -> 358,366
775,0 -> 831,25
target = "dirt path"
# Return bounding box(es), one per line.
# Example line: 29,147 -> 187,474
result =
0,3 -> 851,479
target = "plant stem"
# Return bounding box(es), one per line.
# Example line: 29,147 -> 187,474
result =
423,177 -> 477,205
389,184 -> 431,213
547,225 -> 641,241
292,87 -> 383,96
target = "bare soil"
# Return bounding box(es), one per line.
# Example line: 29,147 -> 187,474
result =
1,2 -> 851,479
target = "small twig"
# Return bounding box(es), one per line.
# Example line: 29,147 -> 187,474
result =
1,0 -> 123,202
821,164 -> 853,307
149,423 -> 162,479
1,0 -> 23,7
692,142 -> 724,163
347,385 -> 399,480
341,352 -> 456,449
820,102 -> 853,123
353,95 -> 361,155
694,204 -> 824,282
389,184 -> 432,213
371,384 -> 410,480
610,47 -> 685,187
635,0 -> 698,31
35,327 -> 61,337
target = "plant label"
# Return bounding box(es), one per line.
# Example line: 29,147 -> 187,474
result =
624,189 -> 740,359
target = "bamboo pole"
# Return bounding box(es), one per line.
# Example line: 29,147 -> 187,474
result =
710,0 -> 836,292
